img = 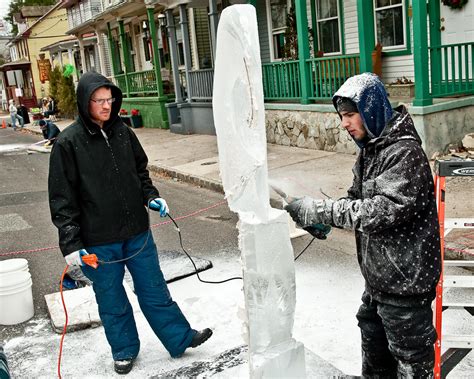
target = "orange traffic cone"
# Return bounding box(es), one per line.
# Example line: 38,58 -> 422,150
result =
1,120 -> 6,129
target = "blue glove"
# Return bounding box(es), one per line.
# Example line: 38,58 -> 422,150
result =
149,197 -> 169,217
65,249 -> 88,266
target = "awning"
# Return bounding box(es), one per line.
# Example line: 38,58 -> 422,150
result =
0,58 -> 32,71
40,36 -> 78,52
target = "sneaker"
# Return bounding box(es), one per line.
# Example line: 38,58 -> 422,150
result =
189,328 -> 213,348
114,358 -> 134,375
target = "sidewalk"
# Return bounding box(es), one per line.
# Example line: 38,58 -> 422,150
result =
22,118 -> 358,200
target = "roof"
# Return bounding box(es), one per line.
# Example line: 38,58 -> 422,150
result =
16,2 -> 64,40
20,5 -> 55,18
40,36 -> 77,51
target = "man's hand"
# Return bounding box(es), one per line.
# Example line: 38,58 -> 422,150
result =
304,224 -> 332,240
149,197 -> 169,217
65,249 -> 89,266
284,196 -> 327,228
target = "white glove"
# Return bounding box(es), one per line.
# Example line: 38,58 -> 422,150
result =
65,249 -> 88,266
149,197 -> 169,217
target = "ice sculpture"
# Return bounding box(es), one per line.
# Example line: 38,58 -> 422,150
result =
212,5 -> 306,378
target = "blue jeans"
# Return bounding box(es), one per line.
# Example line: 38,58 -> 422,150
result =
81,231 -> 195,360
10,114 -> 24,129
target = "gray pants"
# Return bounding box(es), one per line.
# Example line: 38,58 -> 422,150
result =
356,292 -> 436,378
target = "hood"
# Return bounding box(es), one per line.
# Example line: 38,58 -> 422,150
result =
378,105 -> 422,148
76,71 -> 123,132
333,73 -> 393,147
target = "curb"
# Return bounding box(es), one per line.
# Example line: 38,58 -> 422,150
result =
23,124 -> 226,195
148,164 -> 224,194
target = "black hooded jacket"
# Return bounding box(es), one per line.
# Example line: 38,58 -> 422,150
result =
48,72 -> 159,256
322,74 -> 441,305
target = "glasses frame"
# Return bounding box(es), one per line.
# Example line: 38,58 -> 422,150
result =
90,97 -> 115,106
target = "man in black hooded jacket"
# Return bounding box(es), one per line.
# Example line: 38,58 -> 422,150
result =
285,73 -> 441,377
48,72 -> 212,374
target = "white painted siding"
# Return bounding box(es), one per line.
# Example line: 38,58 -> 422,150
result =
343,0 -> 359,54
101,33 -> 113,77
440,0 -> 474,81
257,0 -> 270,63
382,55 -> 414,81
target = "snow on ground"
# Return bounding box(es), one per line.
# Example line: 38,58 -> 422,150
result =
4,246 -> 473,377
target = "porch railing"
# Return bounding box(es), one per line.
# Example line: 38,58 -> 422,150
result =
307,54 -> 360,100
262,60 -> 301,100
261,54 -> 360,101
111,54 -> 361,103
128,70 -> 158,95
188,69 -> 214,101
430,42 -> 474,97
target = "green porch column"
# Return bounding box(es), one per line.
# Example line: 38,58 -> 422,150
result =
412,0 -> 432,106
146,5 -> 168,128
295,0 -> 311,104
106,23 -> 118,75
118,19 -> 130,97
356,0 -> 375,73
428,0 -> 441,98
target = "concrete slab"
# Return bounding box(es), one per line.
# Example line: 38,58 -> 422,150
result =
45,252 -> 211,333
268,152 -> 356,200
44,282 -> 138,334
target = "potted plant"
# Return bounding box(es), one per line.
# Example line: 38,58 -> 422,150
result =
130,109 -> 143,128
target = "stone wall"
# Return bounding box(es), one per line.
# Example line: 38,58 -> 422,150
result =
265,109 -> 358,155
410,102 -> 474,158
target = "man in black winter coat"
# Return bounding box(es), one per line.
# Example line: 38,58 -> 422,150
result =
39,119 -> 60,146
48,72 -> 212,375
285,73 -> 441,377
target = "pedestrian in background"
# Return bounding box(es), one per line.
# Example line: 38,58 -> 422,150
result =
48,72 -> 212,375
285,73 -> 441,377
8,99 -> 24,130
39,119 -> 60,146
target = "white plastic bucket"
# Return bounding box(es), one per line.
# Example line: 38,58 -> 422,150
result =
0,259 -> 34,325
0,258 -> 29,275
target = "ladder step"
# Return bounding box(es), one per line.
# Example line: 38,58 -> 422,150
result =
444,218 -> 474,229
444,260 -> 474,267
442,335 -> 474,349
443,275 -> 474,288
442,303 -> 474,309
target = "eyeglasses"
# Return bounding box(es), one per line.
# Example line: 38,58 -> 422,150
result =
90,97 -> 115,106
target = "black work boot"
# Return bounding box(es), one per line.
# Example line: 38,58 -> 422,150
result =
190,328 -> 213,348
114,358 -> 134,375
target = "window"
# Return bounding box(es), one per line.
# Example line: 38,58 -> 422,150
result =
374,0 -> 405,50
267,0 -> 292,60
315,0 -> 341,54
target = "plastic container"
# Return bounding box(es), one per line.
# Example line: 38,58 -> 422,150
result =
0,258 -> 29,275
0,259 -> 34,325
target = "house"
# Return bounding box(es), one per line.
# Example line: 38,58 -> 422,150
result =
255,0 -> 474,156
0,4 -> 72,108
60,0 -> 179,128
158,0 -> 474,157
65,0 -> 473,156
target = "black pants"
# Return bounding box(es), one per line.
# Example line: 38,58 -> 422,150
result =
356,292 -> 437,378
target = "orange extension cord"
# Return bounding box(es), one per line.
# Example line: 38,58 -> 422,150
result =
58,265 -> 70,379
